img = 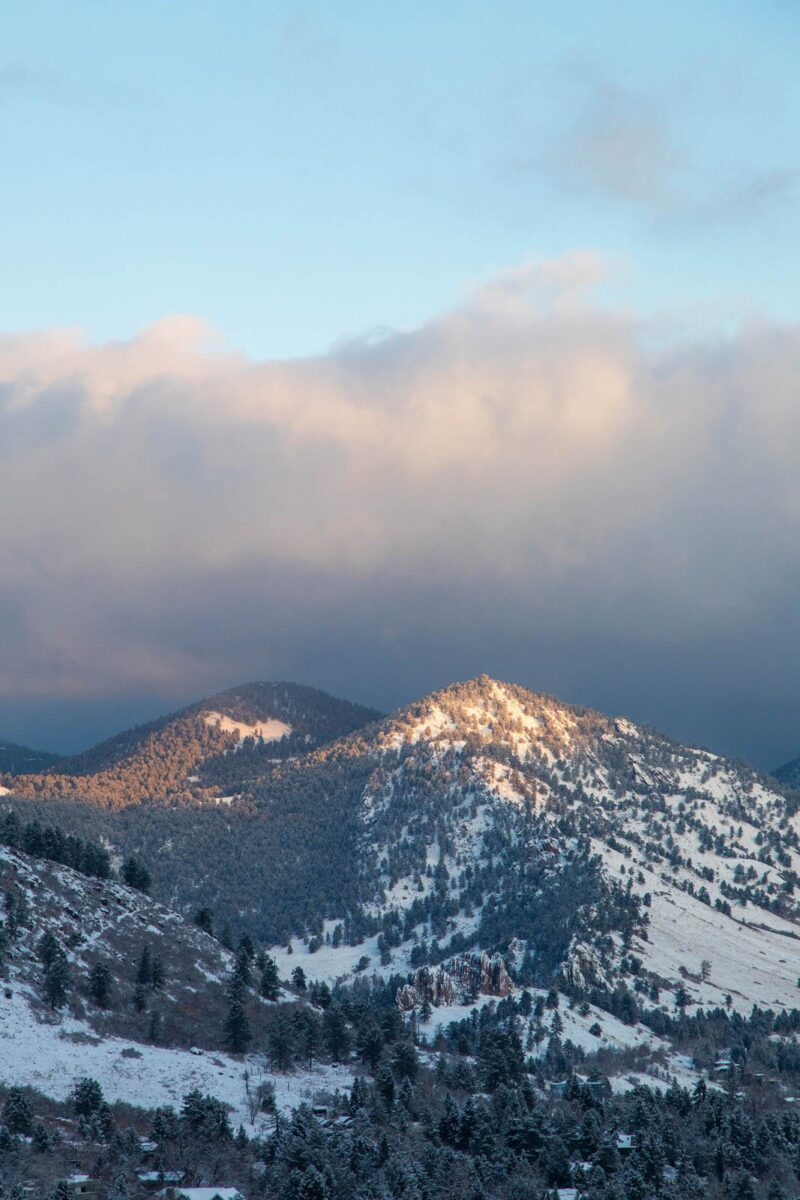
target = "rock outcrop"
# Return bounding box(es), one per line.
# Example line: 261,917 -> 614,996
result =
397,951 -> 514,1011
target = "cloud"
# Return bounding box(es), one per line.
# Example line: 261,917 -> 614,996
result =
2,257 -> 800,765
549,82 -> 681,209
541,77 -> 798,228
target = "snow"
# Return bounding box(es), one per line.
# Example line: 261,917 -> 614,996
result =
0,985 -> 352,1130
595,809 -> 800,1013
176,1190 -> 242,1200
203,712 -> 292,745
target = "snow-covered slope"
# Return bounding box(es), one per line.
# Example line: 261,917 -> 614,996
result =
0,983 -> 351,1131
269,676 -> 800,1016
7,675 -> 800,1022
0,841 -> 358,1130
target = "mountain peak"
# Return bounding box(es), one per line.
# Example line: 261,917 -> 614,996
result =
374,674 -> 613,764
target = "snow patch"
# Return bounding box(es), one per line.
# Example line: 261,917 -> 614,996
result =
203,711 -> 292,744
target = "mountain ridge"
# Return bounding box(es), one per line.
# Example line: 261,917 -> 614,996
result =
3,680 -> 382,808
4,673 -> 800,1019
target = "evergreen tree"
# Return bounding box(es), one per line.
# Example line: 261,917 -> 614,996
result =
3,1087 -> 33,1134
151,956 -> 165,990
43,943 -> 70,1009
37,930 -> 59,970
268,1010 -> 296,1070
194,907 -> 214,935
71,1077 -> 105,1119
322,1006 -> 351,1062
224,975 -> 251,1053
32,1123 -> 50,1152
136,945 -> 153,987
260,953 -> 280,1000
233,945 -> 252,988
291,965 -> 307,992
89,960 -> 112,1008
121,857 -> 151,893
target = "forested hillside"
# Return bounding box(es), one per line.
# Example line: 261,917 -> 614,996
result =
0,738 -> 61,775
5,675 -> 800,1022
773,754 -> 800,790
3,682 -> 381,809
6,682 -> 800,1200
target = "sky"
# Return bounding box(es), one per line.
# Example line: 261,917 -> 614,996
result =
1,0 -> 800,767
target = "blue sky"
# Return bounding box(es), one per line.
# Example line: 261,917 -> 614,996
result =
2,0 -> 799,358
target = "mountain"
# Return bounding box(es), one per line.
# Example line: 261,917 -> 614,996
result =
6,675 -> 800,1022
773,753 -> 800,790
3,681 -> 382,809
9,679 -> 800,1200
0,737 -> 61,775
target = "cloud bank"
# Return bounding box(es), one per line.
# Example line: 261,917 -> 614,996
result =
2,255 -> 800,765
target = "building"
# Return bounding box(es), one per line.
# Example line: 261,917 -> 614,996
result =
139,1172 -> 185,1191
64,1176 -> 95,1198
174,1189 -> 245,1200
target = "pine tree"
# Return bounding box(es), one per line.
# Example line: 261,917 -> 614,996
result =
293,1008 -> 322,1067
43,944 -> 70,1009
32,1123 -> 50,1152
268,1010 -> 295,1070
194,907 -> 214,935
37,929 -> 59,969
260,954 -> 280,1000
71,1077 -> 105,1118
137,945 -> 153,987
122,857 -> 151,892
224,976 -> 251,1053
291,965 -> 307,992
89,960 -> 112,1008
358,1018 -> 385,1070
376,1058 -> 395,1108
3,1087 -> 34,1134
233,945 -> 252,988
322,1005 -> 351,1062
151,956 -> 165,990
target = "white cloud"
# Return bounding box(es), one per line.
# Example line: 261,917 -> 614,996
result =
1,257 -> 800,765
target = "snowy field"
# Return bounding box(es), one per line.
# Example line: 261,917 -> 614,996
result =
0,986 -> 352,1130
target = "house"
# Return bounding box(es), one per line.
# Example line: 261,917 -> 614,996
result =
549,1081 -> 568,1099
65,1176 -> 95,1198
571,1161 -> 593,1178
174,1189 -> 245,1200
139,1172 -> 185,1190
616,1133 -> 634,1154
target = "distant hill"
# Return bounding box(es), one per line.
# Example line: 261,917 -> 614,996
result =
0,738 -> 61,776
4,681 -> 382,809
773,754 -> 800,790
